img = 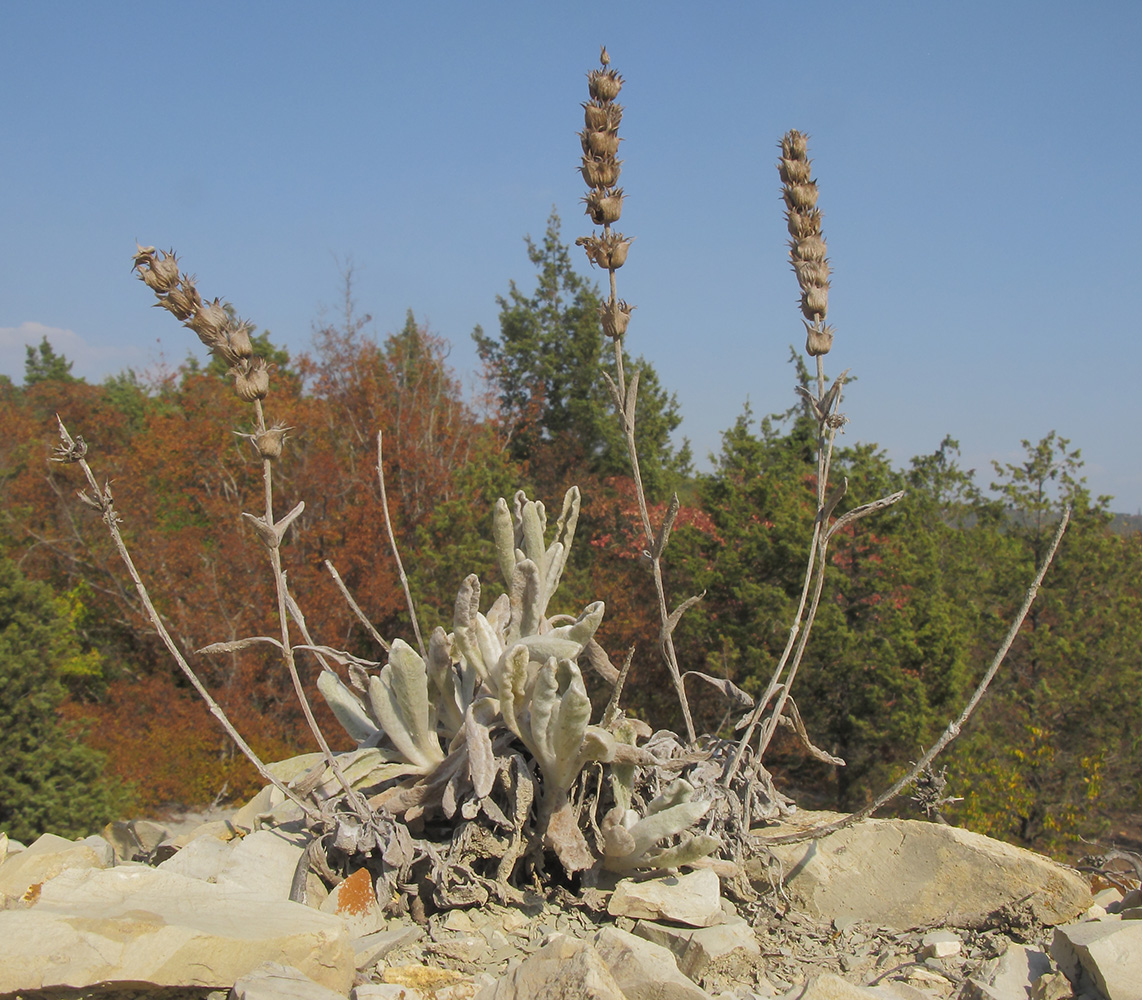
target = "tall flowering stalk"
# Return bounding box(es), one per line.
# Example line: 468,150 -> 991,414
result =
722,134 -> 903,787
575,49 -> 699,743
126,248 -> 376,830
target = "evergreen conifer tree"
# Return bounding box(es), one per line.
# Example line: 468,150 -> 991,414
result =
474,209 -> 688,498
0,557 -> 127,841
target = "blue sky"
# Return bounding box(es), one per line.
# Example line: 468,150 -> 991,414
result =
3,3 -> 1141,510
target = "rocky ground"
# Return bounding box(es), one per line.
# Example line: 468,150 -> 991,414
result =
1,789 -> 1139,1000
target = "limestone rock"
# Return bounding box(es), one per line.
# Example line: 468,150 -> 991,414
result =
633,916 -> 760,980
1029,971 -> 1073,1000
790,972 -> 898,999
475,934 -> 627,1000
216,828 -> 305,899
322,866 -> 386,937
383,964 -> 476,995
352,925 -> 424,971
919,929 -> 960,959
168,817 -> 239,851
354,986 -> 426,1000
592,925 -> 711,1000
0,864 -> 354,995
751,811 -> 1090,930
967,942 -> 1051,1000
1051,916 -> 1142,1000
608,868 -> 724,927
0,831 -> 112,904
230,960 -> 349,1000
158,830 -> 236,881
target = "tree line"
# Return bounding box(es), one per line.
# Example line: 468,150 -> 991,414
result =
2,211 -> 1139,857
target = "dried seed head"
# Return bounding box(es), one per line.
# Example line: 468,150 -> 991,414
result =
576,232 -> 632,270
787,208 -> 822,240
588,67 -> 623,102
790,235 -> 828,262
584,102 -> 610,130
227,323 -> 254,359
186,297 -> 229,346
793,258 -> 830,288
233,358 -> 271,401
605,236 -> 631,269
154,251 -> 180,287
581,128 -> 620,158
600,45 -> 610,67
584,188 -> 624,225
138,266 -> 166,292
782,130 -> 809,160
583,101 -> 622,131
132,245 -> 158,272
778,157 -> 813,185
254,424 -> 291,460
800,285 -> 829,320
580,154 -> 622,189
804,320 -> 834,356
138,254 -> 180,295
783,181 -> 819,212
600,299 -> 634,339
160,277 -> 201,321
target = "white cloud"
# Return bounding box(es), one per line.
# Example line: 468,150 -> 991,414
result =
0,321 -> 147,384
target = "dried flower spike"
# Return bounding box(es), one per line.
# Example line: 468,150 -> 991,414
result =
578,48 -> 636,340
779,130 -> 833,354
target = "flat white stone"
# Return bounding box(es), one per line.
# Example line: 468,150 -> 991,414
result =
230,960 -> 348,1000
919,928 -> 961,958
353,986 -> 425,1000
634,916 -> 760,979
753,811 -> 1091,930
216,828 -> 305,899
789,972 -> 898,998
0,865 -> 354,995
608,868 -> 723,927
1052,918 -> 1142,1000
475,934 -> 626,1000
352,925 -> 424,971
592,925 -> 711,1000
0,832 -> 111,904
158,832 -> 235,881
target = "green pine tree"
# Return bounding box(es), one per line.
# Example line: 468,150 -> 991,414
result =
0,557 -> 129,842
474,209 -> 688,499
24,337 -> 79,385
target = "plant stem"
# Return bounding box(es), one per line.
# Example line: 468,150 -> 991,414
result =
56,418 -> 322,823
756,506 -> 1071,845
377,430 -> 426,661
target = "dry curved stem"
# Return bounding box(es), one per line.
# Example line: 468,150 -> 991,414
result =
778,695 -> 844,765
722,359 -> 845,787
754,505 -> 1071,846
324,559 -> 390,653
248,399 -> 375,829
52,417 -> 322,824
377,430 -> 426,661
604,297 -> 697,744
